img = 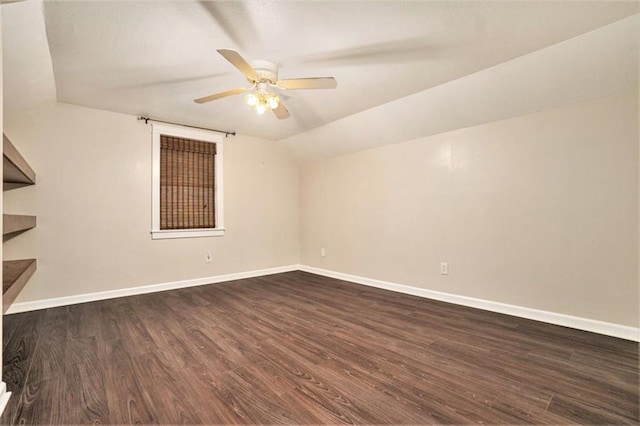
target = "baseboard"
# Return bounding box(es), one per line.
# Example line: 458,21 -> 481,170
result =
0,382 -> 11,418
5,264 -> 299,314
7,263 -> 638,342
299,265 -> 640,342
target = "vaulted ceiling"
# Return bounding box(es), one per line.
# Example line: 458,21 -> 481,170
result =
3,1 -> 638,149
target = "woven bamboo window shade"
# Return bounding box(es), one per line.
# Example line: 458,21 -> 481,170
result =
160,135 -> 216,230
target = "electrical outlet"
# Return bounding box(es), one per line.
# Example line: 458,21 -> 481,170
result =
440,262 -> 449,275
205,251 -> 212,263
320,248 -> 326,257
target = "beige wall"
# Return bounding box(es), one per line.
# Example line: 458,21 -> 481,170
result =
2,88 -> 637,330
3,102 -> 299,302
300,94 -> 638,327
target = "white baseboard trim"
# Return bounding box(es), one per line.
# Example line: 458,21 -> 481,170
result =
299,265 -> 640,342
5,264 -> 299,314
7,263 -> 638,342
0,382 -> 11,418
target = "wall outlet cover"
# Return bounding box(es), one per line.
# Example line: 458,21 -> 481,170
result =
440,262 -> 449,275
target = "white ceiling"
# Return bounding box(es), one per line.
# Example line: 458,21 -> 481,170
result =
2,0 -> 56,117
2,0 -> 639,142
283,14 -> 639,160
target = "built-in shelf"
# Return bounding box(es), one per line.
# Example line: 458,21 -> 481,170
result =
3,133 -> 36,190
3,259 -> 36,313
3,133 -> 37,313
3,214 -> 36,237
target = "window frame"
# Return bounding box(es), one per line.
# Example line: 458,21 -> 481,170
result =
151,123 -> 225,239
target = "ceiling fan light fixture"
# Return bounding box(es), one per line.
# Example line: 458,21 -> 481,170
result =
268,95 -> 279,109
195,49 -> 336,120
246,90 -> 280,115
246,93 -> 258,106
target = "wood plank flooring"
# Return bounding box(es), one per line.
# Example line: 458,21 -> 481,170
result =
1,271 -> 638,424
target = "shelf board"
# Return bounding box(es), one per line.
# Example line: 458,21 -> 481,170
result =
3,259 -> 36,313
3,214 -> 36,237
3,133 -> 35,190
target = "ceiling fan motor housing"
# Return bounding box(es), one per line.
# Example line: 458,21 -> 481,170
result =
250,59 -> 279,84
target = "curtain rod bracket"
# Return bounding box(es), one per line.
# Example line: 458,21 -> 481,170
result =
137,116 -> 236,138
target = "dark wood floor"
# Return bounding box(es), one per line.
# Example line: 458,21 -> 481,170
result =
1,271 -> 638,424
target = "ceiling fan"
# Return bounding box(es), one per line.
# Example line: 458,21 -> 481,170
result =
194,49 -> 337,119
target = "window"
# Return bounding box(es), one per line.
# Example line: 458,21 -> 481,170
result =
151,123 -> 224,239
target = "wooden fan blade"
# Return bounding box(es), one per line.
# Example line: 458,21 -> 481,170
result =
277,77 -> 337,90
194,87 -> 247,104
217,49 -> 259,82
272,102 -> 290,120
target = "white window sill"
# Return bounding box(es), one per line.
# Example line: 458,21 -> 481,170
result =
151,228 -> 225,240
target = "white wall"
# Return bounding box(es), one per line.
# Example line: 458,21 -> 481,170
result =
3,102 -> 299,302
300,94 -> 638,328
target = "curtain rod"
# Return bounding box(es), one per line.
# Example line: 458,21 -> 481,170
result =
137,116 -> 236,138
